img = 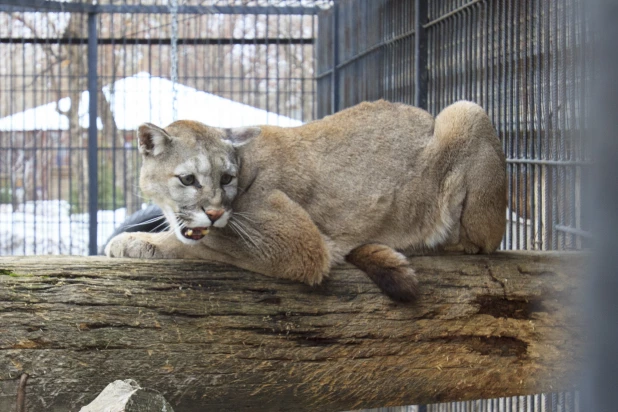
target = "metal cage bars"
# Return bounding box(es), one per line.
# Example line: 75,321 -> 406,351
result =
0,1 -> 319,255
317,0 -> 589,252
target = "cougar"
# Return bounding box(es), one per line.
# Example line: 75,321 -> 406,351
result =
105,100 -> 506,302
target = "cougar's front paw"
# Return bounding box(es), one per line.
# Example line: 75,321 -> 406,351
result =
105,232 -> 170,259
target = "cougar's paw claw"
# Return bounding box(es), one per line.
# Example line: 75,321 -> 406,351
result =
105,233 -> 168,259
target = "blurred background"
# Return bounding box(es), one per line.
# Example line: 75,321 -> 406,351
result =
0,0 -> 588,410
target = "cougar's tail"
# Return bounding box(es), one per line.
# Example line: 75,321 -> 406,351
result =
345,244 -> 418,302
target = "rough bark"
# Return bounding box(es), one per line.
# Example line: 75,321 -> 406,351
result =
0,252 -> 583,412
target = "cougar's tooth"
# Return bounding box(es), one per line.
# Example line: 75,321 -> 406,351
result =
201,229 -> 209,235
186,229 -> 193,236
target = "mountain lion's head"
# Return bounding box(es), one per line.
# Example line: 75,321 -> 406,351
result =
137,120 -> 260,244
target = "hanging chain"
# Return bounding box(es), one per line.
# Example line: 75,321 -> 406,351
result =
170,0 -> 179,121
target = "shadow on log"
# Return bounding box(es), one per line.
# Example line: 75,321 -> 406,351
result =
0,252 -> 583,411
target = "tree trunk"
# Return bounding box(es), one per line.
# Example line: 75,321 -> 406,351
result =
60,11 -> 89,212
0,252 -> 583,412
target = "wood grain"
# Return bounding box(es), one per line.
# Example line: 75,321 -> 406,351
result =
0,252 -> 583,411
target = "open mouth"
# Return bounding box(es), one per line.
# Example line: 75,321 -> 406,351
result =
181,226 -> 209,241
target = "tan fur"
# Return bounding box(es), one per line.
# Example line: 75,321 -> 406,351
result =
106,100 -> 507,301
345,244 -> 419,302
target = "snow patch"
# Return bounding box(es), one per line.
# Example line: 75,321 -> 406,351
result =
0,72 -> 302,132
0,200 -> 127,256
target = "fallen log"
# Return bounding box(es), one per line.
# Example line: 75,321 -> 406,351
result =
0,252 -> 582,412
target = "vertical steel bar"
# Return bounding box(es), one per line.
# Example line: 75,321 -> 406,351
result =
265,13 -> 270,115
301,14 -> 306,122
552,0 -> 562,251
573,0 -> 583,249
514,0 -> 521,250
110,12 -> 117,230
311,12 -> 316,120
21,31 -> 26,254
32,20 -> 38,255
470,3 -> 477,104
532,4 -> 542,235
445,5 -> 450,109
414,0 -> 428,109
54,22 -> 62,252
543,0 -> 553,251
522,0 -> 530,250
7,14 -> 14,254
87,12 -> 98,256
331,0 -> 340,114
287,11 -> 293,119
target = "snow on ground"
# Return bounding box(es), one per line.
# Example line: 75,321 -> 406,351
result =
0,200 -> 128,256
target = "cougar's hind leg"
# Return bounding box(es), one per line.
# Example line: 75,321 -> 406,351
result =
433,101 -> 507,254
458,186 -> 506,254
346,244 -> 418,302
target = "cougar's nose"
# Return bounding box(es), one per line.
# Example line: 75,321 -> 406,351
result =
205,209 -> 224,223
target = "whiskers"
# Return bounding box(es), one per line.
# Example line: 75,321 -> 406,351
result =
154,208 -> 263,251
228,213 -> 263,254
174,211 -> 191,228
150,219 -> 170,233
232,211 -> 258,223
155,215 -> 187,243
156,229 -> 179,243
121,215 -> 166,230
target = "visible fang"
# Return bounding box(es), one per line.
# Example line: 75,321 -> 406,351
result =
186,229 -> 193,236
201,229 -> 209,235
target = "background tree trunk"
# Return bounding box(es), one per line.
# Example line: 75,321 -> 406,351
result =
0,252 -> 583,412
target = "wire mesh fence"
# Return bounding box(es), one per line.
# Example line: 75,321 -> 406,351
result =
426,0 -> 590,252
0,0 -> 323,255
1,0 -> 588,252
317,0 -> 590,252
315,1 -> 587,410
350,391 -> 580,412
0,0 -> 586,411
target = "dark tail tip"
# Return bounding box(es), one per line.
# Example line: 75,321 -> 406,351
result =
346,244 -> 419,303
365,265 -> 419,303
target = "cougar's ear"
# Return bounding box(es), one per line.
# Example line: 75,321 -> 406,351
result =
222,127 -> 261,147
137,123 -> 171,157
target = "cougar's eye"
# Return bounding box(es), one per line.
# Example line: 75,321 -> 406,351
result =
220,173 -> 234,186
178,174 -> 196,186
